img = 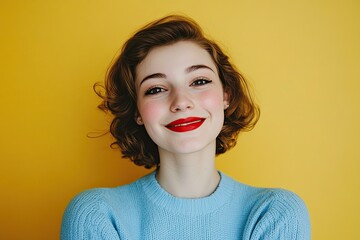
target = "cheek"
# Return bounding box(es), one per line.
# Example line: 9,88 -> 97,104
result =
199,90 -> 224,110
138,100 -> 166,123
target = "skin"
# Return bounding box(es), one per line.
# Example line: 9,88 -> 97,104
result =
135,41 -> 229,198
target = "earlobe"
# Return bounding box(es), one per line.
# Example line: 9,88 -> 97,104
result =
136,116 -> 143,125
223,91 -> 230,110
135,112 -> 144,125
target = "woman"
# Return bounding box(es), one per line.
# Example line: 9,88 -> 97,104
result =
61,15 -> 311,239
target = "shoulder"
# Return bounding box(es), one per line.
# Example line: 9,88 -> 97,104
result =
60,188 -> 110,239
62,182 -> 139,217
60,181 -> 142,240
243,188 -> 311,240
62,188 -> 114,219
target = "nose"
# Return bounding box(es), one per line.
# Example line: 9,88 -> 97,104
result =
170,89 -> 194,112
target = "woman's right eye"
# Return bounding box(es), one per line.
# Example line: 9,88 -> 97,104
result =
145,87 -> 166,95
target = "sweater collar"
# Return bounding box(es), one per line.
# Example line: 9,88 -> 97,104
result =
139,170 -> 235,215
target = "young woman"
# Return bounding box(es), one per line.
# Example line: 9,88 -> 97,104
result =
61,15 -> 311,239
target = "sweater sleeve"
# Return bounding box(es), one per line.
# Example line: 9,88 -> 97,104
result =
60,189 -> 121,240
243,189 -> 311,240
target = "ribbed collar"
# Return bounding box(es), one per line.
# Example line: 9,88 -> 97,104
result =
139,171 -> 235,216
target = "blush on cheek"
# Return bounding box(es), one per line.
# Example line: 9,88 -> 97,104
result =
200,91 -> 224,109
139,102 -> 164,124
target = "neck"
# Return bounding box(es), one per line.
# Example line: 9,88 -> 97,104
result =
156,146 -> 220,198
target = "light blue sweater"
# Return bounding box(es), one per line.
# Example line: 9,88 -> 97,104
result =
61,171 -> 310,239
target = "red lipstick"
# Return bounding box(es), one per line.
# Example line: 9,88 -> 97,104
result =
165,117 -> 205,132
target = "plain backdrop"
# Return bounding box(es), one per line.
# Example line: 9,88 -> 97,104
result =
1,0 -> 359,239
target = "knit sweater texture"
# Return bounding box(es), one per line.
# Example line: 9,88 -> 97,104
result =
61,171 -> 310,239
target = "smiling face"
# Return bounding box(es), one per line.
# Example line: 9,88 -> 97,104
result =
135,41 -> 229,156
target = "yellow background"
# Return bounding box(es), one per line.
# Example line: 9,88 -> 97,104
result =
1,0 -> 359,239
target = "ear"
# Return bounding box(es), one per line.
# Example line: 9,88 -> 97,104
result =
135,112 -> 144,125
136,117 -> 143,125
223,90 -> 230,110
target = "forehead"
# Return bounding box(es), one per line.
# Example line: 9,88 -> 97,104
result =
135,41 -> 217,79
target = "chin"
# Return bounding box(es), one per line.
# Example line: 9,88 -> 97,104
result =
164,138 -> 217,155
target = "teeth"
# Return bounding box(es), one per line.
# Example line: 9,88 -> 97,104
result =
174,120 -> 202,127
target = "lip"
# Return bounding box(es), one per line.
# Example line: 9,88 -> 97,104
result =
165,117 -> 206,132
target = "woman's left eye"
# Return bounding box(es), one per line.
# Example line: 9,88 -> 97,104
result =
191,78 -> 212,86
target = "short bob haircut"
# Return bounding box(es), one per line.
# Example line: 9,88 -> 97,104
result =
96,15 -> 260,169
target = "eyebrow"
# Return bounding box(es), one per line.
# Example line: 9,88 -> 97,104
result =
140,73 -> 167,85
185,64 -> 214,74
140,64 -> 215,85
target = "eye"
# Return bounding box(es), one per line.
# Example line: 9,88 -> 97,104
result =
145,86 -> 166,95
191,78 -> 212,86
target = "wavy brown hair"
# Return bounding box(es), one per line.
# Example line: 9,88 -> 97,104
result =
95,15 -> 260,169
